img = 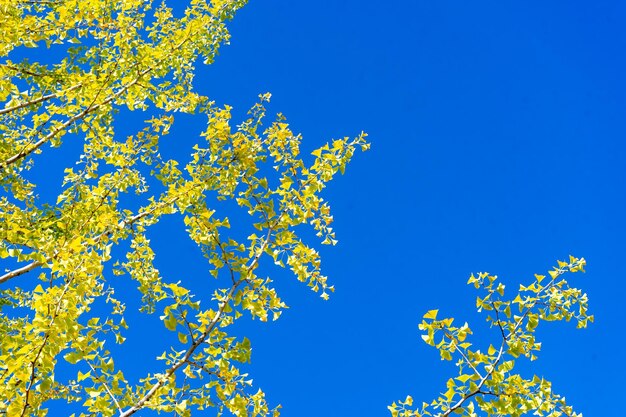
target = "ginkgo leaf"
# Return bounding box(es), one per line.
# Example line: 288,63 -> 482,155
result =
164,314 -> 177,331
423,309 -> 439,320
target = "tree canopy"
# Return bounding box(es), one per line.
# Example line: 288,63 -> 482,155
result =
390,257 -> 592,417
0,1 -> 367,415
0,1 -> 592,417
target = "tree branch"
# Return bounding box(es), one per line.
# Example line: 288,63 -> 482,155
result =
0,67 -> 149,170
87,362 -> 123,415
119,219 -> 276,417
442,341 -> 505,417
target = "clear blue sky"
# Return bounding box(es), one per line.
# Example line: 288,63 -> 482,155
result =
191,1 -> 624,416
18,1 -> 626,416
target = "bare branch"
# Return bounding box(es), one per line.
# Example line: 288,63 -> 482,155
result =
0,261 -> 41,285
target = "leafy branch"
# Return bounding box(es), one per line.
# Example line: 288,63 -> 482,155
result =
390,256 -> 592,417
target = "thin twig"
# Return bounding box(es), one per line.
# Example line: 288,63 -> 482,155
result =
87,362 -> 123,415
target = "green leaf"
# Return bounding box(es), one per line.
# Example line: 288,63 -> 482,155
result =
164,313 -> 177,331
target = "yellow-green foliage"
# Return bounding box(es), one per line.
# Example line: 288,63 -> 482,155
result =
389,257 -> 593,417
0,1 -> 368,416
0,2 -> 592,417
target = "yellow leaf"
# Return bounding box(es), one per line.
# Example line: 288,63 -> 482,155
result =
77,370 -> 91,382
423,309 -> 439,320
455,374 -> 472,383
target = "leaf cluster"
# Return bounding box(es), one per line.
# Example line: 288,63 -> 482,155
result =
389,257 -> 592,417
0,1 -> 369,416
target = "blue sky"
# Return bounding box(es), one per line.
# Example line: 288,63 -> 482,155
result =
187,1 -> 624,416
12,1 -> 626,416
